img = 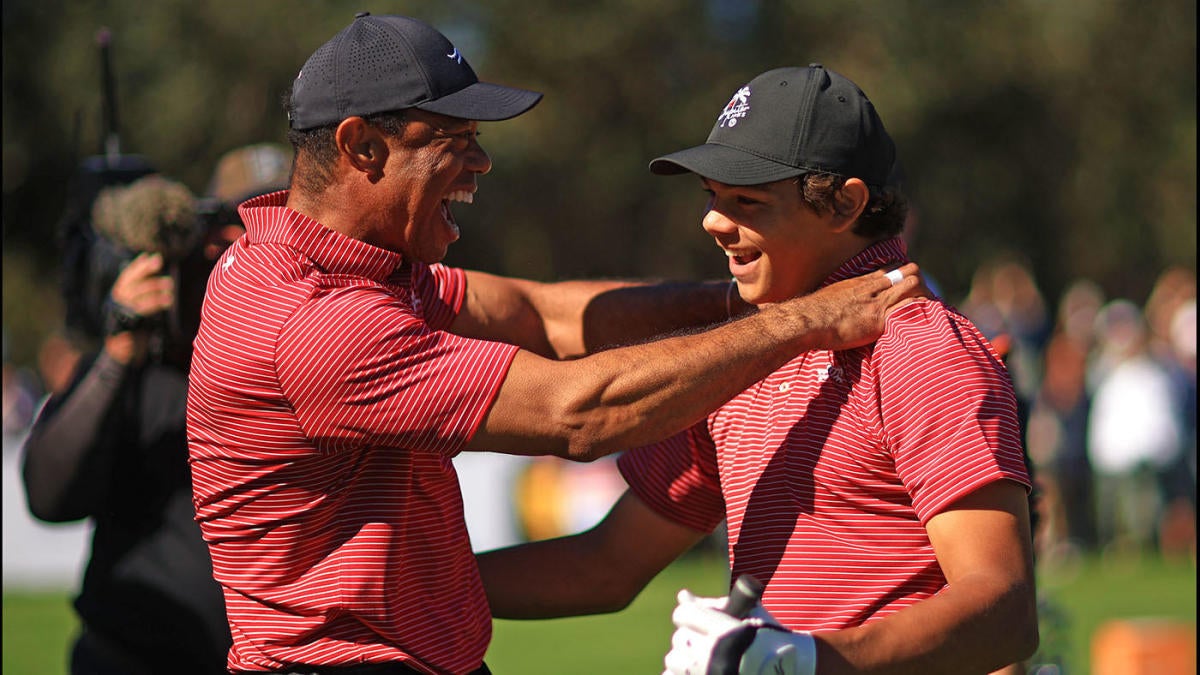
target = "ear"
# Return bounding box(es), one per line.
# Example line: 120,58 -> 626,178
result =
830,177 -> 870,233
334,117 -> 389,178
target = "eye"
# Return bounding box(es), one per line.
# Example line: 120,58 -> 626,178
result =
436,128 -> 481,142
736,195 -> 760,206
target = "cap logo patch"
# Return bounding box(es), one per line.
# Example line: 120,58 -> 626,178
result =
446,47 -> 463,64
717,86 -> 751,128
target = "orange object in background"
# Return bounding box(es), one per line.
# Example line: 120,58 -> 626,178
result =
1091,618 -> 1196,675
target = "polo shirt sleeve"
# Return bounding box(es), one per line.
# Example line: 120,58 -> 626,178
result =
873,301 -> 1030,524
276,284 -> 518,456
617,422 -> 725,534
419,263 -> 467,330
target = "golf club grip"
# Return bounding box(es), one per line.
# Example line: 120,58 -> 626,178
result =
724,574 -> 764,618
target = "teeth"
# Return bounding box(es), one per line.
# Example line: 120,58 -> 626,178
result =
446,190 -> 474,204
724,249 -> 760,264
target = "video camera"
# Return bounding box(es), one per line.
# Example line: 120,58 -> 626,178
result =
60,161 -> 218,352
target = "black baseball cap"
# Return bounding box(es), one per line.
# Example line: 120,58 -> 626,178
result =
650,65 -> 896,188
289,12 -> 543,130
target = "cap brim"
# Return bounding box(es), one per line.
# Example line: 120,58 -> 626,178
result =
649,144 -> 803,186
416,81 -> 543,121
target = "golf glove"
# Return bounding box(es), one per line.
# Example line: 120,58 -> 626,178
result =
663,589 -> 817,675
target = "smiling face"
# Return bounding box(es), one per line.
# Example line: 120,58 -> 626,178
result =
701,177 -> 849,306
379,109 -> 491,262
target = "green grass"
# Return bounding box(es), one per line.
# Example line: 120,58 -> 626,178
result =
1034,553 -> 1197,673
1,592 -> 77,675
3,552 -> 1193,674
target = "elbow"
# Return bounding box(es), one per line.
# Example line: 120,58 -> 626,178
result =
25,494 -> 73,523
1015,588 -> 1041,662
563,438 -> 614,463
558,403 -> 644,463
22,466 -> 81,523
1002,579 -> 1041,664
563,419 -> 634,462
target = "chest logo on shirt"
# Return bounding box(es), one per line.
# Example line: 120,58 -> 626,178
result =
222,255 -> 235,270
816,364 -> 844,383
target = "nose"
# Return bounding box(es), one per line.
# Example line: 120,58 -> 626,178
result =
467,138 -> 492,175
702,205 -> 737,238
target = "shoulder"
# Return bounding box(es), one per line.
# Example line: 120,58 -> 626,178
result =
290,281 -> 424,347
877,298 -> 1005,364
867,298 -> 1014,406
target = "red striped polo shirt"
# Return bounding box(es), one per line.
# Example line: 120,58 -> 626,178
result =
186,192 -> 518,674
618,238 -> 1030,632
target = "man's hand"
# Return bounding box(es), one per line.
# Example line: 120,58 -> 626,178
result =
110,252 -> 175,316
663,589 -> 816,675
103,252 -> 175,365
790,261 -> 926,352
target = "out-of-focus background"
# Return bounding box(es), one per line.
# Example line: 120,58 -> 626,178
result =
2,1 -> 1195,674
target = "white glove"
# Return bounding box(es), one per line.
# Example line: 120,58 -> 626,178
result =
663,589 -> 817,675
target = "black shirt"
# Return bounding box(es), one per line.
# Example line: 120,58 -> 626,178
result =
22,351 -> 231,672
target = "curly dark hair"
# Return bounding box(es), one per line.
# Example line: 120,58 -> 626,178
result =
281,89 -> 408,194
797,172 -> 908,240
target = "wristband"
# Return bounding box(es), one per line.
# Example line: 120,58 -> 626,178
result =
102,298 -> 147,336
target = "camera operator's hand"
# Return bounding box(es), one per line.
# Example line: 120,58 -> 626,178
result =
104,253 -> 175,365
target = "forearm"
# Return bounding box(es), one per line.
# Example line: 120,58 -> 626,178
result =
458,271 -> 748,359
478,491 -> 702,618
22,351 -> 125,521
563,279 -> 747,354
479,535 -> 644,618
474,296 -> 824,459
815,573 -> 1038,675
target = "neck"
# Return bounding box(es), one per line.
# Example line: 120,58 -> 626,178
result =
803,233 -> 883,295
286,181 -> 384,246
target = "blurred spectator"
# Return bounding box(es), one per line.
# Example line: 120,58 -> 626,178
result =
20,144 -> 290,674
1025,279 -> 1105,560
960,254 -> 1051,405
1142,268 -> 1196,559
1086,299 -> 1186,555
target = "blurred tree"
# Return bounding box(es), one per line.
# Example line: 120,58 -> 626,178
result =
2,0 -> 1194,371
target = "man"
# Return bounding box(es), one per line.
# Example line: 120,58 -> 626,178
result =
477,65 -> 1038,674
186,15 -> 922,675
22,146 -> 288,674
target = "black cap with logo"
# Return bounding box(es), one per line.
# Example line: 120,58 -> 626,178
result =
650,65 -> 897,189
289,12 -> 543,130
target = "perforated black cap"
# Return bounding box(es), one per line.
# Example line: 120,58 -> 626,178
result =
289,13 -> 542,129
650,65 -> 896,188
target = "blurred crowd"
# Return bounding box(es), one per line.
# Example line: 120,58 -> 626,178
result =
960,259 -> 1196,564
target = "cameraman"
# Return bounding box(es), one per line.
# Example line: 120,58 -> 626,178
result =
21,145 -> 290,674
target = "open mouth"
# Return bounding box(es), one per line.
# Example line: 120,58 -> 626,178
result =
440,190 -> 474,237
726,249 -> 762,266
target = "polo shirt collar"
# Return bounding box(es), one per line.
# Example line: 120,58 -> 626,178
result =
820,237 -> 909,289
237,191 -> 407,282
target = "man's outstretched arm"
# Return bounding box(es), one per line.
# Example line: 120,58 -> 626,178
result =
454,271 -> 748,359
478,489 -> 704,618
466,264 -> 924,460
